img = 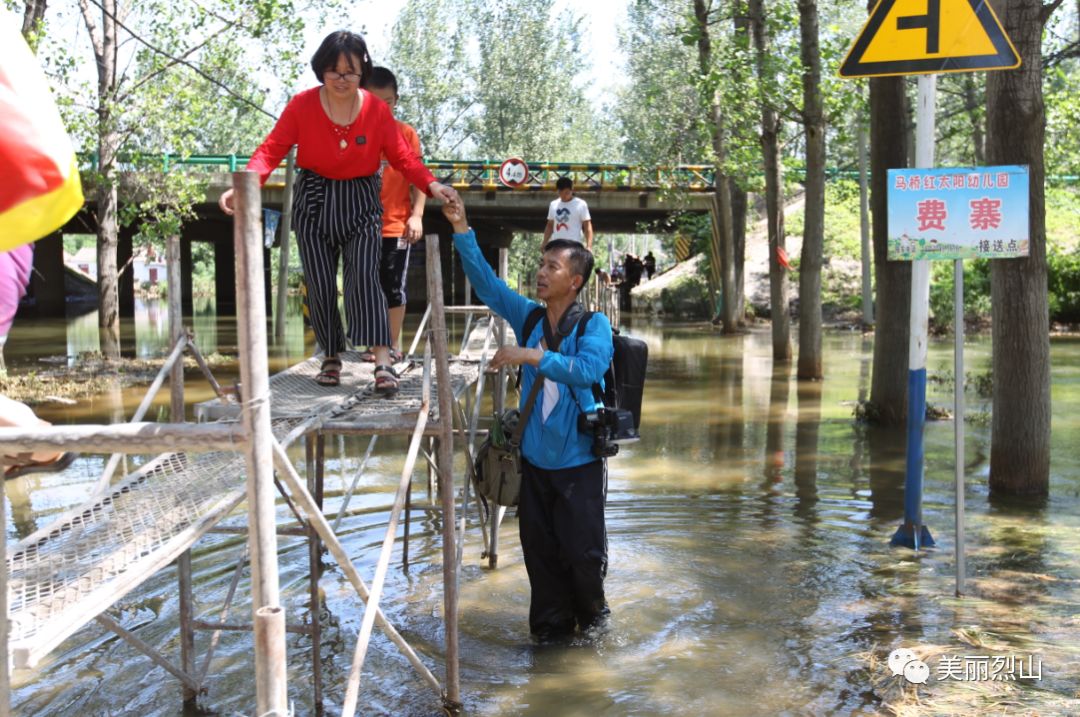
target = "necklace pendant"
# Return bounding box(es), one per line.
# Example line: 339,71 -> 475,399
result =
339,138 -> 347,151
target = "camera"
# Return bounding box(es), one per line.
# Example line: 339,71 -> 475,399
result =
577,407 -> 640,458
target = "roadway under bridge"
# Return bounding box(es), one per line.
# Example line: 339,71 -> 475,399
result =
21,160 -> 717,319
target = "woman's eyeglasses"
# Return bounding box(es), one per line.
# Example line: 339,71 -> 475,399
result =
324,71 -> 361,83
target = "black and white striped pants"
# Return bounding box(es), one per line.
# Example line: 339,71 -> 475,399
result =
293,170 -> 390,356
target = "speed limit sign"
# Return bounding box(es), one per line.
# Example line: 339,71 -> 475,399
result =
498,157 -> 529,188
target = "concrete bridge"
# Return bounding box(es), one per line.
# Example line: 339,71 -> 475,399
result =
24,159 -> 717,319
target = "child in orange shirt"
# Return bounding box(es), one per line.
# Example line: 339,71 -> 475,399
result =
361,67 -> 426,369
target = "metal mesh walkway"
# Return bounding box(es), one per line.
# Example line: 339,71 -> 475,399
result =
5,350 -> 480,670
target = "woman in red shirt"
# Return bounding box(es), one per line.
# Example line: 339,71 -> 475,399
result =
220,31 -> 457,392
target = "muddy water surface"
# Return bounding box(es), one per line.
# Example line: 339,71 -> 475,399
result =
5,306 -> 1080,715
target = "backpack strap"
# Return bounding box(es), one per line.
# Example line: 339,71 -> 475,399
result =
515,306 -> 546,390
519,305 -> 546,348
573,311 -> 608,406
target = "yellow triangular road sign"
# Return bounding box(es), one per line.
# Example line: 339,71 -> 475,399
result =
840,0 -> 1020,78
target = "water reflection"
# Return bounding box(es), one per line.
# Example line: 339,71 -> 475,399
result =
793,380 -> 822,522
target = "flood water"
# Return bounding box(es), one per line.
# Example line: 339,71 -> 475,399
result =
5,302 -> 1080,716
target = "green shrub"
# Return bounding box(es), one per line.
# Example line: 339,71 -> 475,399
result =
928,258 -> 991,330
1048,251 -> 1080,324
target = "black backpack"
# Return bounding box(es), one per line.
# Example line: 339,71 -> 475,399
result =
520,306 -> 648,430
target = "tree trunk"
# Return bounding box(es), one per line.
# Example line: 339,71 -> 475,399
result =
85,0 -> 121,359
797,0 -> 824,380
986,0 -> 1051,496
693,0 -> 737,334
21,0 -> 48,45
963,74 -> 985,164
868,74 -> 911,425
731,184 -> 747,323
730,4 -> 750,326
749,0 -> 790,361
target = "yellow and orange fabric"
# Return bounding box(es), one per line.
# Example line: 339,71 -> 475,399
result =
0,23 -> 83,251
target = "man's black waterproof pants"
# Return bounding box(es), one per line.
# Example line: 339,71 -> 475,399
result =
519,457 -> 609,636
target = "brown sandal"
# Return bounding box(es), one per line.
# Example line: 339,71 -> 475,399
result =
374,365 -> 399,395
315,357 -> 342,387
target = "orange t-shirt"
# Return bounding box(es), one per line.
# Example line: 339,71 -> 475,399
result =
380,121 -> 422,238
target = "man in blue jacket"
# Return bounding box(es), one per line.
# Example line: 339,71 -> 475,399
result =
443,200 -> 614,638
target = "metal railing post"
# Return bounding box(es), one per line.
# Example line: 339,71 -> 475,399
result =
233,171 -> 288,715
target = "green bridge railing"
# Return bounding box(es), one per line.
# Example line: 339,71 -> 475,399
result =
77,153 -> 1080,191
79,153 -> 719,192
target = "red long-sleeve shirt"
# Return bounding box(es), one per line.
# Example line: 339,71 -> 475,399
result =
246,87 -> 436,194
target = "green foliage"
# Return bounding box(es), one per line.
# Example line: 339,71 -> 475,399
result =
386,0 -> 473,158
616,0 -> 709,165
468,0 -> 614,161
1045,187 -> 1079,325
1046,64 -> 1080,177
1048,253 -> 1080,324
928,259 -> 992,331
386,0 -> 618,162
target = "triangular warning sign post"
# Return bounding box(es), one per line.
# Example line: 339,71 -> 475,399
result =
840,0 -> 1020,78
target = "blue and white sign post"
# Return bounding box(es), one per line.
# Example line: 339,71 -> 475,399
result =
887,161 -> 1030,557
894,76 -> 938,551
841,0 -> 1023,595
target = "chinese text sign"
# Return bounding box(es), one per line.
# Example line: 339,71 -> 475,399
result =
887,165 -> 1029,261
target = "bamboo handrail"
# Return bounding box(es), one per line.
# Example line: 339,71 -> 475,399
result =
269,440 -> 443,695
0,422 -> 245,454
233,170 -> 287,716
427,233 -> 462,711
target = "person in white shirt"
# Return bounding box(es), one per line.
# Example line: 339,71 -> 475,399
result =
543,177 -> 593,251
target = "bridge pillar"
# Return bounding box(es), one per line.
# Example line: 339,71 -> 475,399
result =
263,246 -> 273,319
180,236 -> 194,317
214,232 -> 237,315
28,232 -> 65,317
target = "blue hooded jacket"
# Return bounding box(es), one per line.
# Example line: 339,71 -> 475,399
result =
453,229 -> 613,470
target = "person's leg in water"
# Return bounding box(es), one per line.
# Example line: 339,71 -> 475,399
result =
520,458 -> 585,639
549,459 -> 610,631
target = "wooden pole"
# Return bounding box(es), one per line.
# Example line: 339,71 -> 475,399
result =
0,421 -> 245,455
307,432 -> 325,717
233,170 -> 288,715
95,613 -> 201,693
268,440 -> 443,694
274,150 -> 296,342
340,348 -> 432,717
0,462 -> 9,717
425,233 -> 461,711
168,234 -> 198,705
254,606 -> 288,714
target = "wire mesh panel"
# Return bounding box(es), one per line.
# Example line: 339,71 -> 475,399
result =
5,416 -> 304,669
4,346 -> 480,670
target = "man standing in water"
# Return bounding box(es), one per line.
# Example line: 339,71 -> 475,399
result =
444,199 -> 613,639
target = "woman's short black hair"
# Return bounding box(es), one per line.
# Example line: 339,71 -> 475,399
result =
367,66 -> 398,95
311,31 -> 373,85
